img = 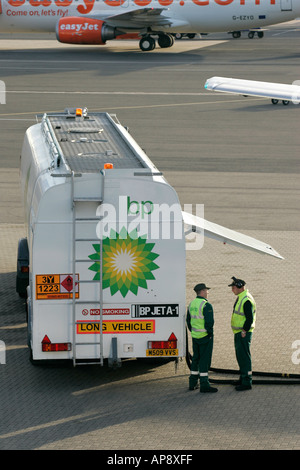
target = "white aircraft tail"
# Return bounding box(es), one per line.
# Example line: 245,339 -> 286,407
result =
205,76 -> 300,103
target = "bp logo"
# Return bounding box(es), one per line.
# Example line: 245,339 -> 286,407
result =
88,227 -> 159,298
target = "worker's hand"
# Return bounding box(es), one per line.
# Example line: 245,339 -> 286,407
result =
241,330 -> 246,338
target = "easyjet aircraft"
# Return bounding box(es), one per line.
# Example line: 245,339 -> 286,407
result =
1,0 -> 299,51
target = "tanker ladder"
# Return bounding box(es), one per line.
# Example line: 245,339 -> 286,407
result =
71,170 -> 104,367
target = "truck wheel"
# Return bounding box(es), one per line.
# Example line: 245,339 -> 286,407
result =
16,237 -> 29,298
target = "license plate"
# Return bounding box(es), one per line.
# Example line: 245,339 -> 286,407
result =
146,349 -> 178,357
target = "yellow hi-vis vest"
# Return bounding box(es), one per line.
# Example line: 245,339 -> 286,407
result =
231,289 -> 256,334
189,298 -> 208,339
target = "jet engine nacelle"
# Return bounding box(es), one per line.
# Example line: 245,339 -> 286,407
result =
56,17 -> 116,45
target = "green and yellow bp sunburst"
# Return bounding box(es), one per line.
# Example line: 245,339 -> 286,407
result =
88,227 -> 159,298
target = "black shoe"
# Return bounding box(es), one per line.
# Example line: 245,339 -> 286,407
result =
235,384 -> 252,391
200,386 -> 218,393
188,384 -> 199,391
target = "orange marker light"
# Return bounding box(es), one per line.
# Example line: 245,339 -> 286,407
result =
104,163 -> 114,169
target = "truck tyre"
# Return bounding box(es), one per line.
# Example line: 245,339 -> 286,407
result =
16,238 -> 29,298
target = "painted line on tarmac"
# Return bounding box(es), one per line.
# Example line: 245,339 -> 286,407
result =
6,90 -> 214,96
0,410 -> 100,439
0,97 -> 266,119
0,39 -> 227,52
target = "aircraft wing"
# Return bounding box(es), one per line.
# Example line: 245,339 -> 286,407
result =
204,76 -> 300,103
89,7 -> 188,30
182,211 -> 283,259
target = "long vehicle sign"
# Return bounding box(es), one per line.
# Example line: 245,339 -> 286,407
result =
77,320 -> 155,334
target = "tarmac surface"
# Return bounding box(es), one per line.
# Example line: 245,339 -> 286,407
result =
0,21 -> 299,452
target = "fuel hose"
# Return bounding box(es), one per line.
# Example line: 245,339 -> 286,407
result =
185,329 -> 300,385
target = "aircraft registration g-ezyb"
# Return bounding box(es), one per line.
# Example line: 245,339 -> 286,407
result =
1,0 -> 300,51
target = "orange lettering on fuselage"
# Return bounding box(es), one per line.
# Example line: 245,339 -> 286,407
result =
28,0 -> 51,6
6,0 -> 278,10
77,0 -> 95,14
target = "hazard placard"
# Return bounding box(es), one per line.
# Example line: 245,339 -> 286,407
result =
77,320 -> 155,334
36,274 -> 79,300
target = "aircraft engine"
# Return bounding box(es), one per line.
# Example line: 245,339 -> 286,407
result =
56,17 -> 116,45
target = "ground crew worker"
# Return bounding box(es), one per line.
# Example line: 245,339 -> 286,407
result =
186,283 -> 218,393
228,276 -> 256,391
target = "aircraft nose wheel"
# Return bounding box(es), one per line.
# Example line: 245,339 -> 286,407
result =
139,36 -> 156,51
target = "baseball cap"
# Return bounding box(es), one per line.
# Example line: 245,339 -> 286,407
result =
228,276 -> 246,288
194,283 -> 210,292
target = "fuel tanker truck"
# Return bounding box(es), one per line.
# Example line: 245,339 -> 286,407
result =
16,108 -> 283,366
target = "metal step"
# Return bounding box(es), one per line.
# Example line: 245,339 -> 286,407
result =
75,238 -> 100,242
75,342 -> 101,346
75,259 -> 100,263
73,197 -> 103,203
75,217 -> 102,221
73,361 -> 102,366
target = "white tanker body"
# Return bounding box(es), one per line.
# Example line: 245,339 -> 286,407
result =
17,108 -> 186,366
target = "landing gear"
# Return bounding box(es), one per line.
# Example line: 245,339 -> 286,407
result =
139,33 -> 174,51
158,33 -> 174,48
271,99 -> 290,105
230,30 -> 264,39
248,30 -> 264,39
139,35 -> 156,51
174,33 -> 196,40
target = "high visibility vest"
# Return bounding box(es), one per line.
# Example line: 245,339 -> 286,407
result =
189,297 -> 208,339
231,289 -> 256,334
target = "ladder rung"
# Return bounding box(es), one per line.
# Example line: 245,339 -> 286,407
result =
74,361 -> 102,366
74,197 -> 103,202
75,238 -> 100,242
77,280 -> 100,283
75,259 -> 100,263
75,342 -> 101,346
75,217 -> 102,221
74,300 -> 100,304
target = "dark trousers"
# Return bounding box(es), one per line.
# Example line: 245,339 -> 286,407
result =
234,331 -> 253,386
189,335 -> 213,390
